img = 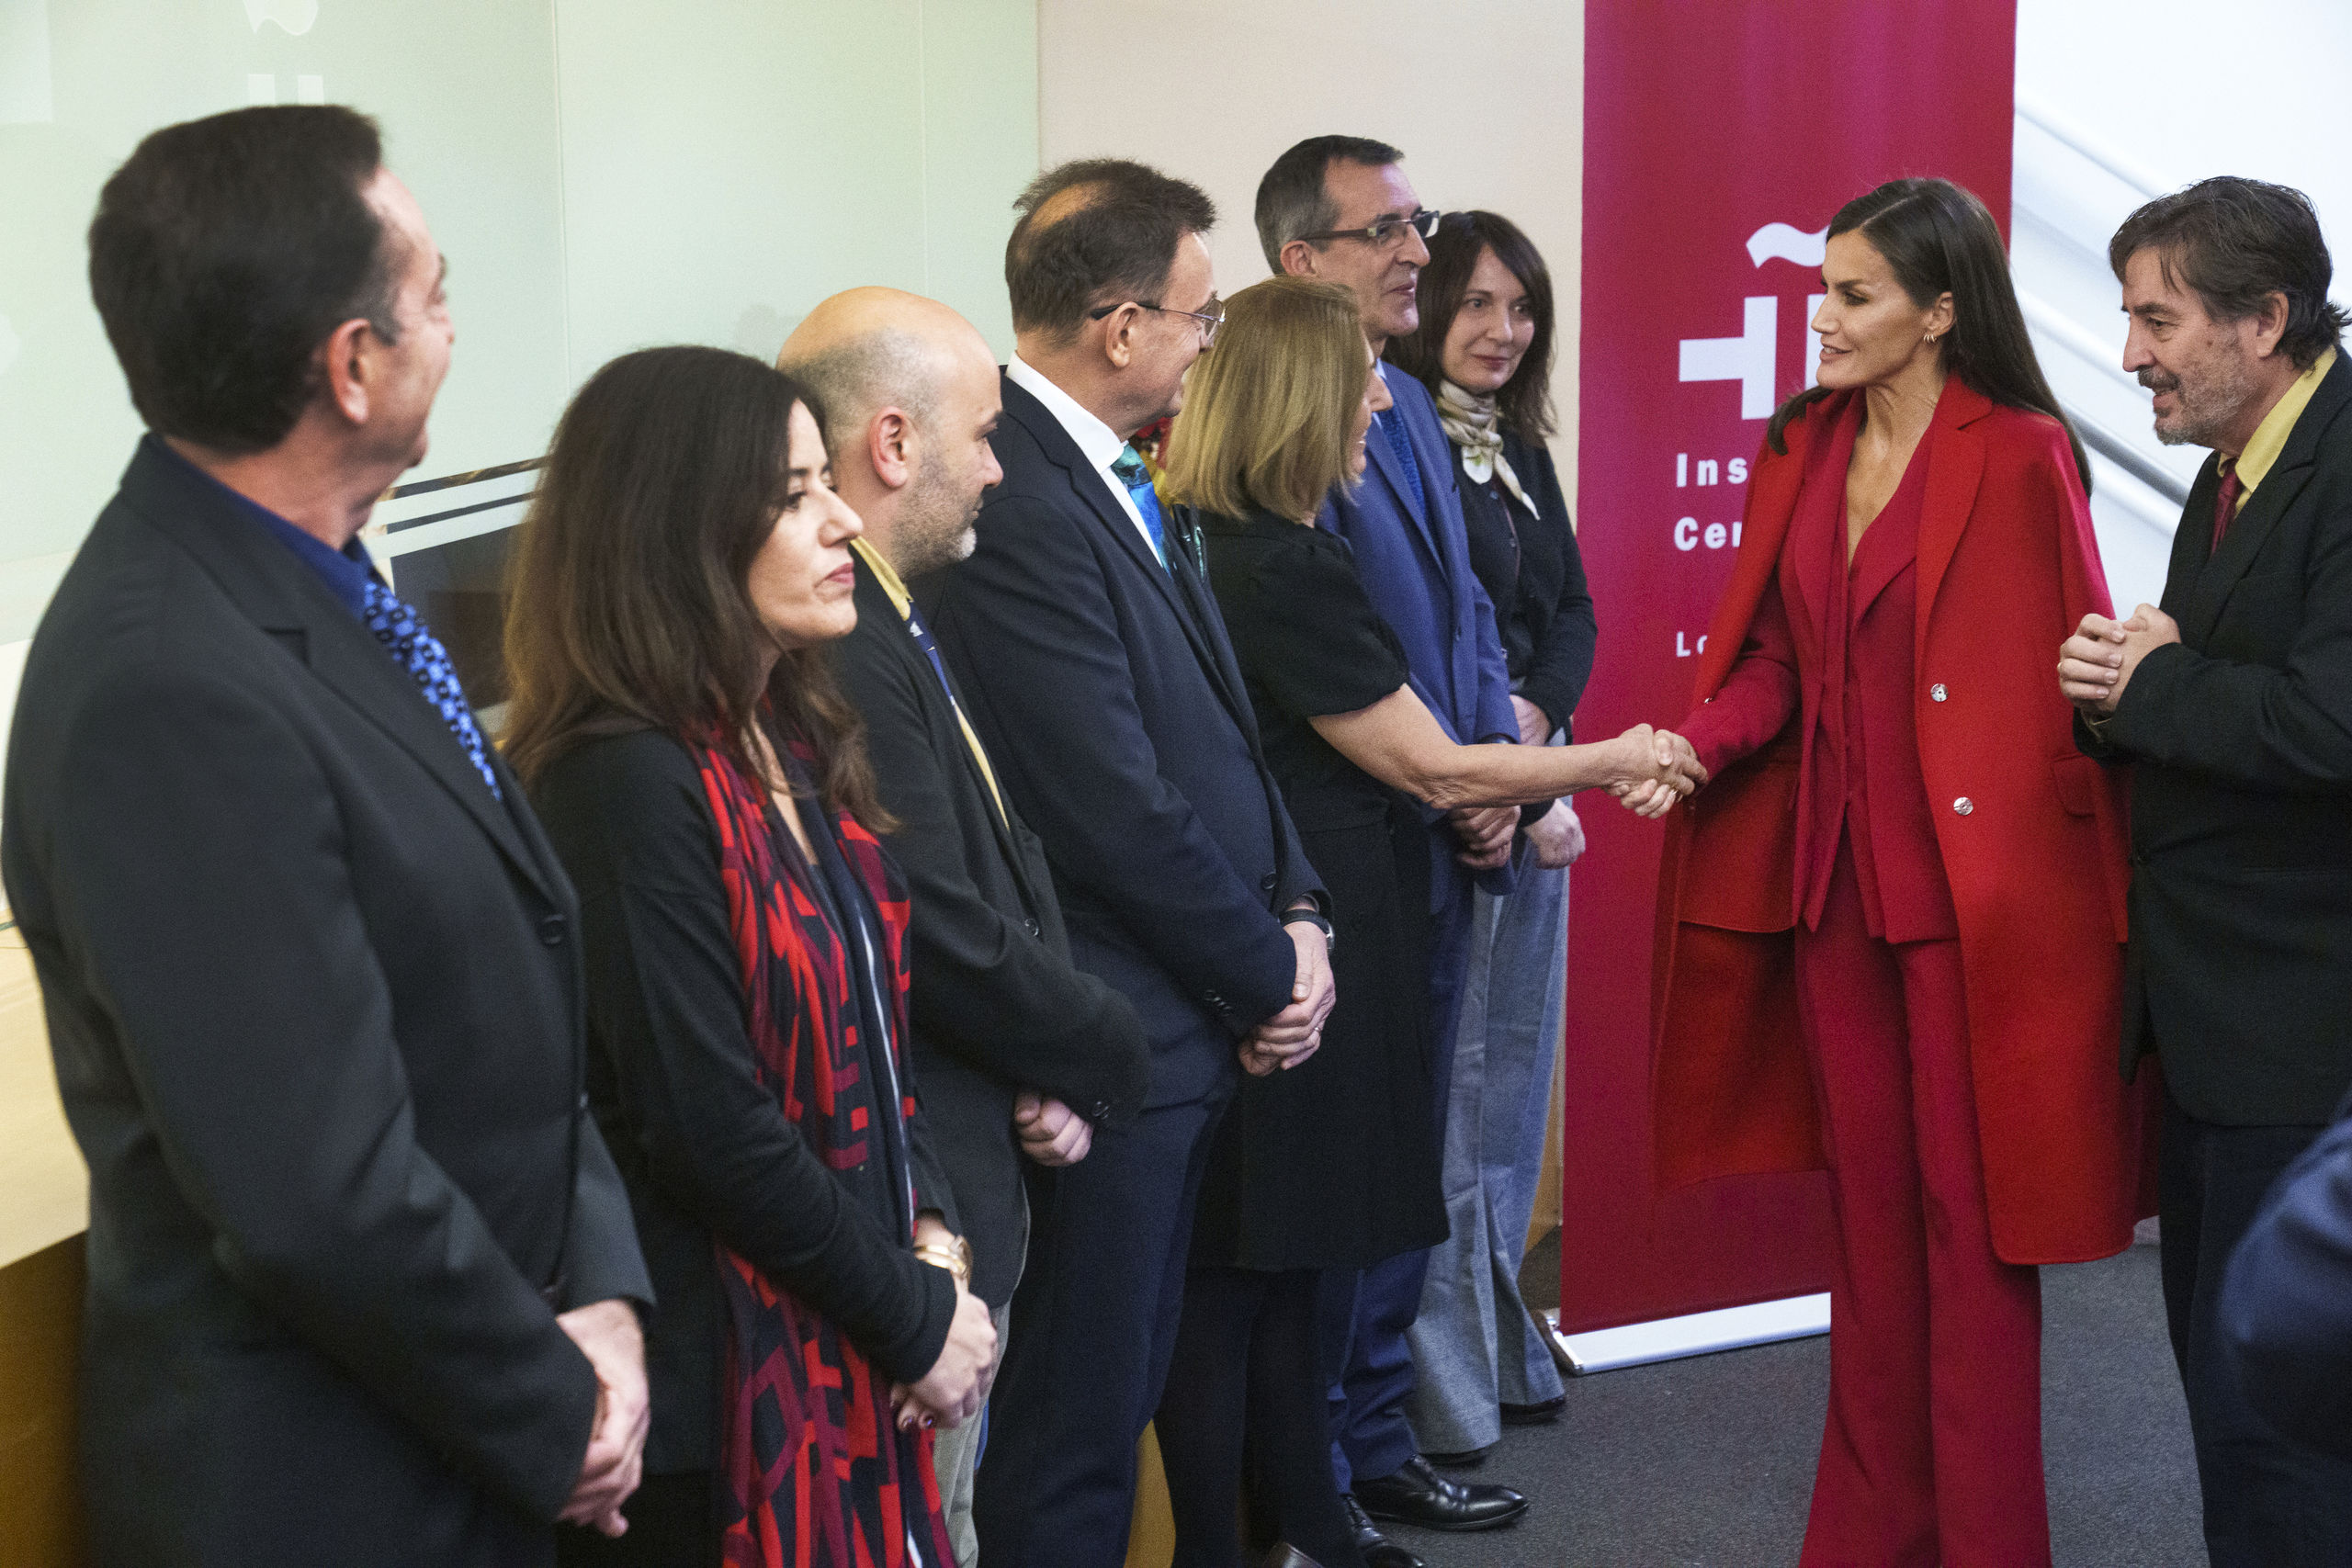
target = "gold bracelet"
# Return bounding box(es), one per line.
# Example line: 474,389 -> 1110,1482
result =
912,1239 -> 972,1287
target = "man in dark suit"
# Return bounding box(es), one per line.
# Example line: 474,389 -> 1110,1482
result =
781,286 -> 1152,1565
1258,135 -> 1529,1556
0,107 -> 651,1567
2060,175 -> 2352,1567
922,160 -> 1334,1568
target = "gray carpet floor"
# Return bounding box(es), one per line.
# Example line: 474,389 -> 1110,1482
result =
1385,1235 -> 2204,1568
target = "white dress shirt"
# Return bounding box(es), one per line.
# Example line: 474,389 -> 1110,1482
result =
1005,353 -> 1163,564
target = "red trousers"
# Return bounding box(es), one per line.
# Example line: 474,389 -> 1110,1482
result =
1792,845 -> 2049,1568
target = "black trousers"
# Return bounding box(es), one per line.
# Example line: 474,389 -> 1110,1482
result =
975,1075 -> 1234,1568
553,1470 -> 718,1568
2161,1092 -> 2352,1568
1156,1266 -> 1367,1568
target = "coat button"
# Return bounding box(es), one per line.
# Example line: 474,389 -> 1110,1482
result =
1261,873 -> 1277,893
539,913 -> 567,946
1930,683 -> 1948,702
1952,796 -> 1973,816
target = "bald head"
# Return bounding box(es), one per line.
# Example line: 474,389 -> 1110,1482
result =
778,288 -> 1002,577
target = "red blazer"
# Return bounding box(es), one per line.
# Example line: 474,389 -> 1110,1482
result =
1650,380 -> 2154,1265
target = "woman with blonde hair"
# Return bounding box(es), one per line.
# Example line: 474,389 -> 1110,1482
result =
1149,276 -> 1696,1568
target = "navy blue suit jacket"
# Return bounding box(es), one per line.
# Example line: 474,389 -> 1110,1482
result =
1320,367 -> 1518,897
922,373 -> 1323,1110
2221,1102 -> 2352,1457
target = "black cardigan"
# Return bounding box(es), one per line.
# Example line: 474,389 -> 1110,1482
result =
532,729 -> 956,1472
1451,427 -> 1597,739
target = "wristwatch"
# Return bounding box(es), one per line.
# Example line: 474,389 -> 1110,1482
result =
913,1235 -> 973,1288
1281,908 -> 1336,954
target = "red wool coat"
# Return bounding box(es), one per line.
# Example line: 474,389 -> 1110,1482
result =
1650,380 -> 2157,1265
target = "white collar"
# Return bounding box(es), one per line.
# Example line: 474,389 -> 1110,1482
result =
1007,353 -> 1130,474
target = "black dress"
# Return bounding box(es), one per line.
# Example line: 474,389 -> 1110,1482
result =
1190,507 -> 1448,1271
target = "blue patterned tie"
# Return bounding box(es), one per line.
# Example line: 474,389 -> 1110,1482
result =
361,579 -> 503,801
1109,447 -> 1169,570
1380,408 -> 1424,503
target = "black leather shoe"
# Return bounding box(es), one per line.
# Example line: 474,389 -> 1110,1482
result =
1420,1442 -> 1492,1468
1343,1494 -> 1429,1568
1263,1546 -> 1324,1568
1354,1455 -> 1529,1532
1498,1393 -> 1566,1426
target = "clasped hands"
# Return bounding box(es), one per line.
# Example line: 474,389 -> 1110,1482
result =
888,1213 -> 1001,1436
2058,604 -> 2180,716
557,1298 -> 651,1539
1240,912 -> 1336,1077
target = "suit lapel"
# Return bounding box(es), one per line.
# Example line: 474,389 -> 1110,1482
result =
1915,383 -> 1990,651
1001,379 -> 1261,739
1165,516 -> 1257,732
1693,401 -> 1820,699
122,445 -> 551,901
294,593 -> 549,897
856,562 -> 1045,914
2188,359 -> 2352,641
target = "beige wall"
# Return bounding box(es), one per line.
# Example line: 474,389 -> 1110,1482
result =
1036,0 -> 1584,497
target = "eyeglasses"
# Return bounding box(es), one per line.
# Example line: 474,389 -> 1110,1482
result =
1088,295 -> 1226,347
1295,209 -> 1442,251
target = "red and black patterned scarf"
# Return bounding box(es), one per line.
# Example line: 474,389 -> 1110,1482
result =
691,733 -> 951,1568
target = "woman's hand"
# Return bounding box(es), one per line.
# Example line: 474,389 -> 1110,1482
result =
899,1276 -> 997,1431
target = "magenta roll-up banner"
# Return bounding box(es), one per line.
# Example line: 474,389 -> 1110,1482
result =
1562,0 -> 2018,1335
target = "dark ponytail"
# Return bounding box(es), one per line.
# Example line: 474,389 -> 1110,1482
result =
1765,178 -> 2090,492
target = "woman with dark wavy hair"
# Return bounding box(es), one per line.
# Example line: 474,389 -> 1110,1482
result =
503,345 -> 996,1568
1386,209 -> 1592,1463
1651,178 -> 2150,1566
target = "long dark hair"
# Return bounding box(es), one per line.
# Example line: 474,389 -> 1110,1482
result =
502,344 -> 888,829
1766,178 -> 2090,490
1388,209 -> 1557,441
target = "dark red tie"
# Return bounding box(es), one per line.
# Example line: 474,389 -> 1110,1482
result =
2211,461 -> 2243,557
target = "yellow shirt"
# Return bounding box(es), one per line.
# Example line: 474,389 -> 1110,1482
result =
849,537 -> 1009,826
2229,344 -> 2337,512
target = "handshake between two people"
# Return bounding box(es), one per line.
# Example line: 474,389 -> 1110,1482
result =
1445,724 -> 1706,870
1591,724 -> 1706,818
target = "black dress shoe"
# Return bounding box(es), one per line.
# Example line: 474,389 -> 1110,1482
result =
1343,1494 -> 1429,1568
1498,1393 -> 1566,1426
1354,1455 -> 1529,1532
1262,1546 -> 1324,1568
1420,1442 -> 1492,1468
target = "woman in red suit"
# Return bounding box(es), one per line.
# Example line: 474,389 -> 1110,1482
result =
1653,178 -> 2153,1566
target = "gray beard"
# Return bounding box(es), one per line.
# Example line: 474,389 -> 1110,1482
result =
2147,355 -> 2256,448
894,455 -> 979,578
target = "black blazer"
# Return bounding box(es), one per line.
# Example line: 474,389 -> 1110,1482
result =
2078,354 -> 2352,1124
922,373 -> 1323,1109
832,555 -> 1149,1306
1,439 -> 650,1567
